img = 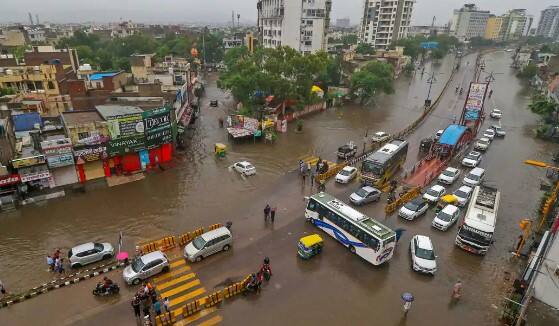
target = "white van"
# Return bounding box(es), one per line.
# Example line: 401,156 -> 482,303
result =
463,167 -> 485,187
184,227 -> 232,262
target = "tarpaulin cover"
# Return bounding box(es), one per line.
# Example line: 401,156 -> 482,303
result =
12,112 -> 42,132
439,124 -> 467,146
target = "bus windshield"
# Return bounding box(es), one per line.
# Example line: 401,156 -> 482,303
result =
458,225 -> 492,246
362,161 -> 383,175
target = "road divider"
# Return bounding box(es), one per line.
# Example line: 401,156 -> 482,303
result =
139,223 -> 224,255
384,187 -> 421,215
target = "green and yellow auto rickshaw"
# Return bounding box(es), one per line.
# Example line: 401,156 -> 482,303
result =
436,194 -> 459,213
297,234 -> 324,259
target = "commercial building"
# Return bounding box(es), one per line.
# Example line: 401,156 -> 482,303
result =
536,6 -> 559,40
358,0 -> 415,49
409,25 -> 449,38
500,9 -> 533,41
450,4 -> 490,42
0,29 -> 26,47
484,16 -> 504,41
257,0 -> 332,54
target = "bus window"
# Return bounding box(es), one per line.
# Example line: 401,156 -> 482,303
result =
384,236 -> 396,247
369,237 -> 380,251
307,199 -> 318,211
349,224 -> 362,240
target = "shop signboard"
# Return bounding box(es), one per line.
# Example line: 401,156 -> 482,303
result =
0,174 -> 20,187
107,113 -> 146,155
19,165 -> 50,182
74,145 -> 107,162
47,153 -> 75,168
464,82 -> 488,121
143,107 -> 172,149
41,138 -> 73,155
12,155 -> 47,169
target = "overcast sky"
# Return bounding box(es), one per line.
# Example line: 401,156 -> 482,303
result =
0,0 -> 556,26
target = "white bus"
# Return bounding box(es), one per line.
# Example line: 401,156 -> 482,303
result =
305,192 -> 397,265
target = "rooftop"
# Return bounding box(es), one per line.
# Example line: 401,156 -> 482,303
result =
96,105 -> 143,119
90,72 -> 119,81
61,110 -> 104,125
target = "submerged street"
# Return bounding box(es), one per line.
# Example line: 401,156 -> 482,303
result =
0,50 -> 554,326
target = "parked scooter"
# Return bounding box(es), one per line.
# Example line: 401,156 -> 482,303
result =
92,282 -> 120,296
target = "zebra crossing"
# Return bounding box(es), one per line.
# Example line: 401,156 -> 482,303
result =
152,256 -> 221,325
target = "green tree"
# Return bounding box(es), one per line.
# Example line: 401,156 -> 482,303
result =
0,87 -> 16,97
517,63 -> 538,79
350,61 -> 394,105
529,96 -> 558,122
356,43 -> 376,55
341,34 -> 358,45
198,31 -> 224,64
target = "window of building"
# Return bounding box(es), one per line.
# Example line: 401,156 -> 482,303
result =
47,81 -> 55,89
307,20 -> 313,25
78,132 -> 90,140
305,41 -> 312,46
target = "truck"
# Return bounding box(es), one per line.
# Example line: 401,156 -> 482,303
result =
337,142 -> 357,159
455,185 -> 500,255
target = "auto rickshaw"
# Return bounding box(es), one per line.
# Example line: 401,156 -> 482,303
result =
297,234 -> 324,259
436,194 -> 459,213
214,143 -> 227,158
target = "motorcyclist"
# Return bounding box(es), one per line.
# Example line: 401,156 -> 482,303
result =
459,88 -> 463,95
260,257 -> 272,278
247,273 -> 258,292
455,86 -> 459,93
103,276 -> 113,290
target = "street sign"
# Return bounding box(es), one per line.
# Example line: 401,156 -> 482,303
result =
420,42 -> 439,49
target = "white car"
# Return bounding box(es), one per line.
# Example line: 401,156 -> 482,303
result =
423,184 -> 446,204
462,167 -> 485,187
123,251 -> 170,285
437,167 -> 461,185
492,125 -> 506,137
461,151 -> 482,167
399,197 -> 429,220
483,129 -> 496,140
68,242 -> 114,268
233,161 -> 256,176
410,235 -> 437,275
349,186 -> 381,205
335,166 -> 357,184
490,109 -> 502,119
474,138 -> 491,151
432,204 -> 460,231
434,129 -> 444,141
453,185 -> 473,207
372,131 -> 390,143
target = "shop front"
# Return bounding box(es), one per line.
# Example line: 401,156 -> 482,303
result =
143,107 -> 173,168
41,138 -> 78,187
18,164 -> 53,194
0,174 -> 21,209
74,145 -> 108,183
106,112 -> 146,175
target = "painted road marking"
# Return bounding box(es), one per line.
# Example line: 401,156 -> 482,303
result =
196,315 -> 223,326
170,259 -> 186,268
156,272 -> 196,291
172,307 -> 218,326
169,287 -> 207,309
161,279 -> 201,299
153,265 -> 191,283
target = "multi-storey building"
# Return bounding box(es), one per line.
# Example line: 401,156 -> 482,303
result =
536,6 -> 559,40
257,0 -> 332,54
484,16 -> 504,41
358,0 -> 415,50
450,4 -> 490,42
484,9 -> 533,42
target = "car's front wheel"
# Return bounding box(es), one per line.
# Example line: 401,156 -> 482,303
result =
132,278 -> 141,285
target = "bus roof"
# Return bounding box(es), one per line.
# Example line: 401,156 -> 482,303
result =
464,185 -> 500,233
310,192 -> 395,240
364,140 -> 408,166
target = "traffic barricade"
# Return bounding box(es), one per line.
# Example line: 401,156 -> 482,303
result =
178,228 -> 204,247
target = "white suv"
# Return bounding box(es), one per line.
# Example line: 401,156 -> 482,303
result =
437,167 -> 461,185
68,242 -> 114,268
123,251 -> 170,285
410,235 -> 437,275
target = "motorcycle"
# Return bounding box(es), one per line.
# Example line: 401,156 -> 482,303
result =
459,88 -> 463,95
260,265 -> 271,281
93,283 -> 120,296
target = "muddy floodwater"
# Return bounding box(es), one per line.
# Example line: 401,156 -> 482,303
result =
0,51 -> 555,326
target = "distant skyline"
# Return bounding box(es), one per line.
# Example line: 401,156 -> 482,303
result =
0,0 -> 557,26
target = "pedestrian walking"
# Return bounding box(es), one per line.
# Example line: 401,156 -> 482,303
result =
452,280 -> 462,300
264,204 -> 271,221
310,170 -> 315,187
306,162 -> 311,175
132,296 -> 141,319
0,279 -> 6,297
142,303 -> 151,318
153,299 -> 162,316
302,172 -> 306,183
55,258 -> 65,274
270,207 -> 276,223
163,297 -> 170,312
401,292 -> 414,315
53,248 -> 61,260
46,255 -> 54,271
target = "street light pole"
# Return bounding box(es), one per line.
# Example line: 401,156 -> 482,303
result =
425,71 -> 437,107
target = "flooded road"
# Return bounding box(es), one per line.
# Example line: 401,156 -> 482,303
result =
0,50 -> 554,326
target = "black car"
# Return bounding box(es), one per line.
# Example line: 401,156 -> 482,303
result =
210,100 -> 218,107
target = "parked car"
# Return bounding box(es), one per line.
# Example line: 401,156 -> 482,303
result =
434,129 -> 444,141
461,151 -> 482,167
432,204 -> 460,231
337,142 -> 357,159
68,242 -> 115,268
463,167 -> 485,187
423,184 -> 446,204
371,131 -> 390,143
335,166 -> 357,184
210,100 -> 218,107
419,137 -> 433,151
349,186 -> 381,205
399,197 -> 429,220
474,138 -> 491,151
123,251 -> 169,285
184,227 -> 233,262
437,167 -> 461,185
233,161 -> 256,176
483,129 -> 496,140
453,185 -> 473,207
492,125 -> 506,137
490,109 -> 502,119
410,235 -> 437,275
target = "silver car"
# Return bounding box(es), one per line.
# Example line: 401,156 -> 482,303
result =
68,242 -> 114,268
123,251 -> 170,285
349,186 -> 381,205
184,227 -> 233,262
